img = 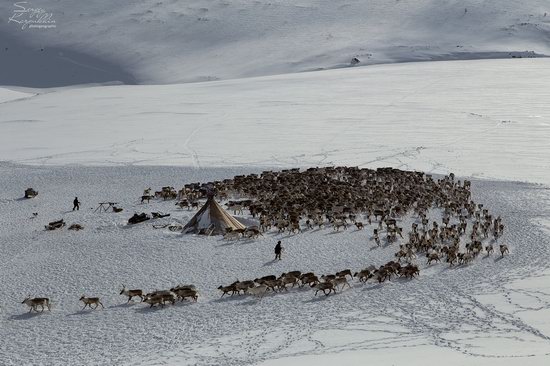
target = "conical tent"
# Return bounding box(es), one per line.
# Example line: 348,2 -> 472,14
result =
183,197 -> 246,235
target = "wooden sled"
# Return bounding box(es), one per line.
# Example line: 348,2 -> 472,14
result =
45,219 -> 65,230
128,213 -> 150,225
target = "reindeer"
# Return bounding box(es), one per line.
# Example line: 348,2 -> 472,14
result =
458,253 -> 474,265
218,284 -> 238,297
373,229 -> 381,246
22,297 -> 51,313
426,252 -> 441,265
145,291 -> 176,307
141,195 -> 153,204
245,227 -> 264,239
395,249 -> 407,262
500,244 -> 509,257
246,284 -> 269,298
143,295 -> 166,308
255,275 -> 276,283
172,288 -> 198,302
300,274 -> 320,287
289,222 -> 301,234
120,285 -> 144,303
320,274 -> 336,282
331,277 -> 351,291
224,230 -> 241,241
446,251 -> 458,266
278,274 -> 299,288
399,264 -> 420,278
405,248 -> 416,261
259,279 -> 284,292
353,269 -> 373,283
281,271 -> 301,278
374,268 -> 391,283
333,220 -> 348,231
312,282 -> 336,296
335,269 -> 353,280
314,217 -> 325,229
170,284 -> 196,292
234,280 -> 256,295
79,296 -> 104,310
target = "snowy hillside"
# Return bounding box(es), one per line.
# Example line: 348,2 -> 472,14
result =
0,58 -> 549,184
1,0 -> 550,86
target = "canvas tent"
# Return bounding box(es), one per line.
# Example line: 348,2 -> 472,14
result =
182,196 -> 246,235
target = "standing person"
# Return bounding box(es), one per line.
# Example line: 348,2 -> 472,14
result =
73,197 -> 80,211
274,241 -> 283,260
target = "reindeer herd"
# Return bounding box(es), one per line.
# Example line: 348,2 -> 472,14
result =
217,262 -> 421,299
24,264 -> 408,313
20,166 -> 511,314
167,166 -> 510,267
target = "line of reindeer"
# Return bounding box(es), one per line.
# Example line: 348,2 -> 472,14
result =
20,259 -> 419,313
218,263 -> 421,299
20,285 -> 199,313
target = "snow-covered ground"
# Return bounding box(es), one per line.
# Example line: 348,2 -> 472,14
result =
1,0 -> 550,86
1,59 -> 549,184
0,88 -> 34,103
0,164 -> 549,366
1,21 -> 550,362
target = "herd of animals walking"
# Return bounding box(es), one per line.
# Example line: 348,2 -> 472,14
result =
19,166 -> 509,313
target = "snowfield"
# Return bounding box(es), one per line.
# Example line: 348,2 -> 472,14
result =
1,0 -> 550,86
1,32 -> 550,363
0,164 -> 549,366
1,58 -> 549,184
0,88 -> 34,103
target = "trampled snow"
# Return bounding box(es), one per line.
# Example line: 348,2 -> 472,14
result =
0,164 -> 549,365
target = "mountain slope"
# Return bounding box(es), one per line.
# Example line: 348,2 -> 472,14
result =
1,0 -> 550,86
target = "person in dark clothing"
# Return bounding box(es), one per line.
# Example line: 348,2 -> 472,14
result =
73,197 -> 80,211
274,241 -> 283,260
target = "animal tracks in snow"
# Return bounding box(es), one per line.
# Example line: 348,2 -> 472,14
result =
1,165 -> 550,365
